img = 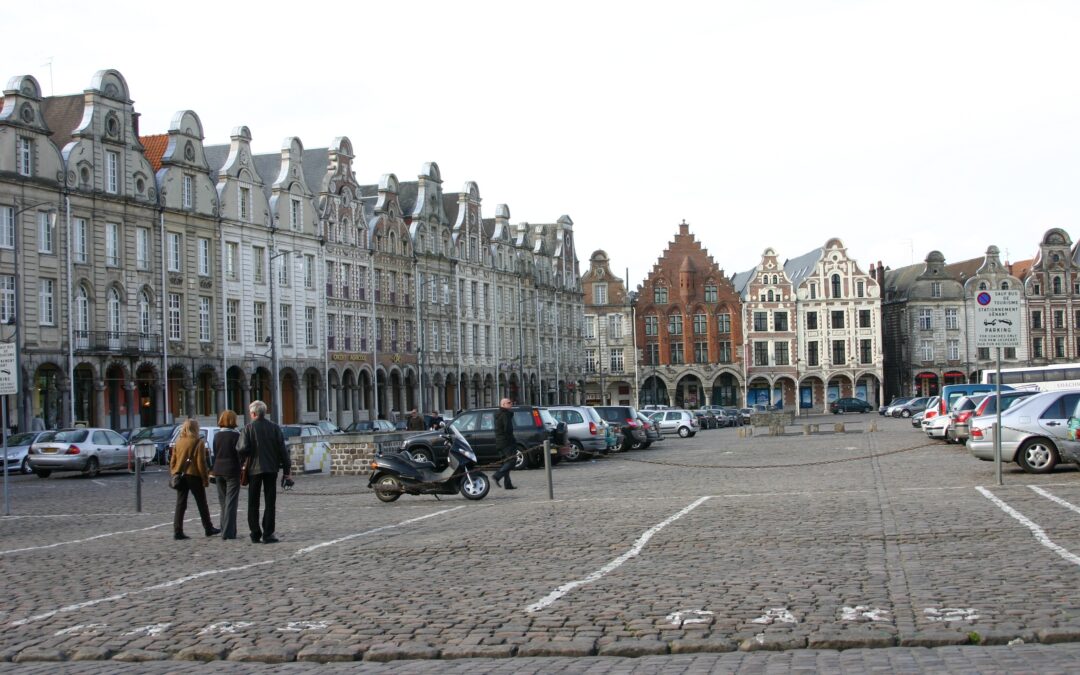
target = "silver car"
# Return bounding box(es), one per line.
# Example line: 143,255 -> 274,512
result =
3,431 -> 51,474
649,409 -> 699,438
968,390 -> 1080,474
548,406 -> 609,460
28,428 -> 131,478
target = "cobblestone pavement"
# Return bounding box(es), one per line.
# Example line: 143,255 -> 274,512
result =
3,414 -> 1080,673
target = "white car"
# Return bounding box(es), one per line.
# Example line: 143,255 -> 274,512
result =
925,412 -> 952,439
968,390 -> 1080,473
28,428 -> 131,478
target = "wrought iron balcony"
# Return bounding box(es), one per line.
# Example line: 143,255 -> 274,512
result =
74,330 -> 161,354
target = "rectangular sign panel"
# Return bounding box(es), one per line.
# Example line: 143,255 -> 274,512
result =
974,290 -> 1022,348
0,342 -> 16,395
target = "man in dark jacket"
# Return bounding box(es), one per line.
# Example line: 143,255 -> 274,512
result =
492,398 -> 517,490
237,400 -> 291,543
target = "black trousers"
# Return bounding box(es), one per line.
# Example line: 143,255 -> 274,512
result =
247,472 -> 278,540
215,475 -> 241,539
174,475 -> 214,535
492,445 -> 516,485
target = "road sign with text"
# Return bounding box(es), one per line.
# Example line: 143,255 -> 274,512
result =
0,342 -> 16,395
974,290 -> 1022,348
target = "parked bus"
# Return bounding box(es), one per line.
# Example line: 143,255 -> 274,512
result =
982,363 -> 1080,392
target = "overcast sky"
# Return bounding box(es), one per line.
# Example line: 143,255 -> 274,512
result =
7,1 -> 1080,287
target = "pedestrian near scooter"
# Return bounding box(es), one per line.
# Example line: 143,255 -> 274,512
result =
237,400 -> 292,544
171,419 -> 220,539
211,409 -> 242,540
492,398 -> 517,490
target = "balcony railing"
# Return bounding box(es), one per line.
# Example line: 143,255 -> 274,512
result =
74,330 -> 161,354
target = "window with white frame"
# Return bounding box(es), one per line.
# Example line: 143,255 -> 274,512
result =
168,293 -> 182,340
593,283 -> 608,305
920,339 -> 933,361
0,207 -> 13,249
944,307 -> 959,330
226,299 -> 238,342
290,198 -> 301,230
304,254 -> 314,288
280,304 -> 291,345
252,246 -> 264,283
199,297 -> 211,341
105,223 -> 119,266
17,136 -> 33,176
74,218 -> 88,262
305,306 -> 315,346
608,313 -> 623,339
198,238 -> 210,276
139,290 -> 152,335
931,281 -> 942,298
167,232 -> 181,271
135,226 -> 148,268
947,339 -> 960,360
107,288 -> 121,336
105,151 -> 119,194
239,186 -> 251,221
0,276 -> 14,323
585,316 -> 596,339
182,174 -> 194,209
253,302 -> 265,344
918,308 -> 932,330
35,211 -> 53,254
278,251 -> 290,286
225,242 -> 238,278
610,347 -> 624,372
39,278 -> 55,325
442,320 -> 451,351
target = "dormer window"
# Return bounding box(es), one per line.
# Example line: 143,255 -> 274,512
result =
831,274 -> 841,298
290,198 -> 301,230
654,285 -> 668,304
239,186 -> 251,222
105,151 -> 119,194
16,137 -> 33,177
931,282 -> 942,298
1053,276 -> 1062,294
182,174 -> 194,209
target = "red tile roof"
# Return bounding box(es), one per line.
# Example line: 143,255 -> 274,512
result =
140,134 -> 168,172
1010,258 -> 1034,279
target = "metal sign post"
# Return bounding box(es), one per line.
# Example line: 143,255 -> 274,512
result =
973,290 -> 1021,487
0,341 -> 19,516
543,440 -> 553,500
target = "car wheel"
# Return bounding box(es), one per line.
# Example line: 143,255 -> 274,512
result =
374,475 -> 402,502
514,446 -> 532,470
34,469 -> 51,478
566,441 -> 584,462
83,457 -> 100,478
901,410 -> 911,418
409,447 -> 433,465
1018,438 -> 1059,474
20,457 -> 32,474
678,426 -> 690,438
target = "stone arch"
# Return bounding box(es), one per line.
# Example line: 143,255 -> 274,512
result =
226,365 -> 247,415
280,367 -> 299,423
8,74 -> 43,98
90,69 -> 131,101
194,365 -> 218,418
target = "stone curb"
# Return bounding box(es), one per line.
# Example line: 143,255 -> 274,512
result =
296,644 -> 366,662
516,639 -> 597,657
363,642 -> 440,662
807,631 -> 896,650
226,646 -> 298,663
441,644 -> 516,659
112,649 -> 171,662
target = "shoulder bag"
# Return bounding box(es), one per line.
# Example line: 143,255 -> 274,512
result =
170,449 -> 192,490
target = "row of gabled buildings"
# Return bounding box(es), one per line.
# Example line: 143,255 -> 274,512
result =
0,69 -> 584,433
580,222 -> 1080,413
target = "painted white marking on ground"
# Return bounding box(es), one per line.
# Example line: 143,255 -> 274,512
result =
666,610 -> 713,627
841,606 -> 890,622
924,607 -> 980,622
0,520 -> 177,556
525,496 -> 711,613
751,607 -> 797,625
199,621 -> 253,635
1030,486 -> 1080,516
294,506 -> 466,555
281,620 -> 329,632
123,623 -> 170,637
91,480 -> 107,487
53,623 -> 107,636
977,486 -> 1080,567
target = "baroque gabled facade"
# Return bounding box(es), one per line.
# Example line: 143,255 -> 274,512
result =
732,248 -> 799,408
1025,228 -> 1080,364
963,245 -> 1027,372
582,250 -> 636,406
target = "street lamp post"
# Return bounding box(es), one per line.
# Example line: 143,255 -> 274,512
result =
269,246 -> 290,423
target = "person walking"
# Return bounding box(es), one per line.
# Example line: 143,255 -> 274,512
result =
211,410 -> 242,540
237,400 -> 291,544
406,409 -> 425,431
171,418 -> 220,540
491,398 -> 517,490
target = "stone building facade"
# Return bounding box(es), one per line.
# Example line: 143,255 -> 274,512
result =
581,250 -> 636,406
963,245 -> 1027,373
1024,228 -> 1080,365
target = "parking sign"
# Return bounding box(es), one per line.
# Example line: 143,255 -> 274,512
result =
974,290 -> 1021,348
0,342 -> 16,396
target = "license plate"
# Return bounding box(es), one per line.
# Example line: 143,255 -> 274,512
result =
41,447 -> 59,454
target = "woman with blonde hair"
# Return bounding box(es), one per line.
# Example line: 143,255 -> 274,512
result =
211,409 -> 242,540
170,418 -> 219,540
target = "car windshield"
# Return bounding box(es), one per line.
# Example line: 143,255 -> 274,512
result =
539,409 -> 556,426
282,427 -> 302,438
53,430 -> 89,443
7,432 -> 38,446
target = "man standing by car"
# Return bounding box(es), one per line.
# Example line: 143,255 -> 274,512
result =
406,409 -> 425,431
492,398 -> 517,490
237,400 -> 291,544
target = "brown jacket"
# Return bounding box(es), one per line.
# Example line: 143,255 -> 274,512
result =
170,435 -> 211,487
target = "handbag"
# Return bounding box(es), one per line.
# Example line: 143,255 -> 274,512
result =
170,448 -> 192,490
239,461 -> 249,487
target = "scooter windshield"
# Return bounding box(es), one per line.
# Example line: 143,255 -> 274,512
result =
449,425 -> 477,462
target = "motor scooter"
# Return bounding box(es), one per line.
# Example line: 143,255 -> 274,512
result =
367,425 -> 490,502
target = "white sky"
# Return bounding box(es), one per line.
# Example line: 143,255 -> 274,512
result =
7,1 -> 1080,287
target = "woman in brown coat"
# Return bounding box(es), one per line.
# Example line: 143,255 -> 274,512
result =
171,418 -> 220,540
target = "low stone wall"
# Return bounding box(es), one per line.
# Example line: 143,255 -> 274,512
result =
288,432 -> 419,476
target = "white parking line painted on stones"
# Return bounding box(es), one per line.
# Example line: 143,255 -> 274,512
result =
841,606 -> 890,622
525,496 -> 711,613
281,621 -> 329,632
123,623 -> 170,637
294,505 -> 466,555
924,607 -> 980,622
977,486 -> 1080,567
53,623 -> 107,636
751,607 -> 797,625
0,520 -> 178,556
91,480 -> 107,487
666,610 -> 714,627
1030,485 -> 1080,515
199,621 -> 253,635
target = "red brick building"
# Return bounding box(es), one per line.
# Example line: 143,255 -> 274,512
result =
634,221 -> 744,407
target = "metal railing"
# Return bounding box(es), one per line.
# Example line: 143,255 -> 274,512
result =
74,331 -> 160,354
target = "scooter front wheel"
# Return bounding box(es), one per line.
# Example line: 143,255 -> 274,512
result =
460,471 -> 491,500
374,475 -> 403,502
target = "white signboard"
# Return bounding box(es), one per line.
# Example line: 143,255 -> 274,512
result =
974,290 -> 1022,348
0,342 -> 16,396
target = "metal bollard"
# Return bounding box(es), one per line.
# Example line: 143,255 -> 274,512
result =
543,440 -> 553,500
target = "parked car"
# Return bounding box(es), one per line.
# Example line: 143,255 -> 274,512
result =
974,390 -> 1039,419
969,390 -> 1080,473
282,424 -> 323,440
693,410 -> 718,430
890,397 -> 931,418
344,419 -> 396,433
165,425 -> 226,466
829,397 -> 874,414
636,412 -> 663,448
594,406 -> 647,451
28,428 -> 131,478
911,410 -> 926,428
313,420 -> 343,435
3,431 -> 52,474
920,397 -> 942,433
549,406 -> 609,460
649,409 -> 699,438
880,397 -> 910,415
738,408 -> 754,425
945,395 -> 987,443
641,405 -> 670,412
398,406 -> 567,470
127,424 -> 180,465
